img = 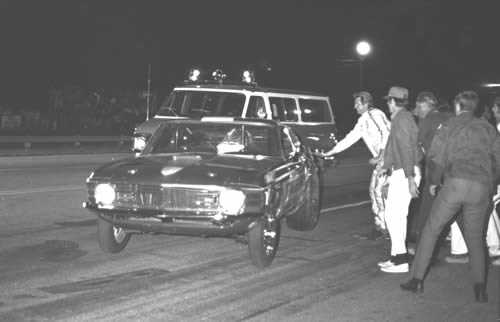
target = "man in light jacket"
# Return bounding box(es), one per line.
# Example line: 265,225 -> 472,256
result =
321,91 -> 391,239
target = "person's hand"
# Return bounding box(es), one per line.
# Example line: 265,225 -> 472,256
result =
368,157 -> 378,165
313,150 -> 326,158
408,177 -> 419,198
429,184 -> 438,197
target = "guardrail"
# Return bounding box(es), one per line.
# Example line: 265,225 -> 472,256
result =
0,136 -> 132,149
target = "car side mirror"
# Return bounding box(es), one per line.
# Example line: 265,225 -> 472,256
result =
132,134 -> 148,153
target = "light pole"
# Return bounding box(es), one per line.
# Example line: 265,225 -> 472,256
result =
356,40 -> 371,90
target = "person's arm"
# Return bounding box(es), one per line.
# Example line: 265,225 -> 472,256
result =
323,118 -> 363,156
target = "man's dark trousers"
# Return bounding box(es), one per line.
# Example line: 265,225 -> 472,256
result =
411,178 -> 491,283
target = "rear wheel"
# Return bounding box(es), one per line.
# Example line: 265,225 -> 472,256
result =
286,172 -> 321,231
247,216 -> 281,268
97,216 -> 131,253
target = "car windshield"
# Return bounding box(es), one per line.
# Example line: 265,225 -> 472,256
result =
147,122 -> 281,157
157,90 -> 245,118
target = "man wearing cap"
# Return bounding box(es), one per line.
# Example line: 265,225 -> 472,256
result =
401,90 -> 500,303
409,92 -> 453,250
321,91 -> 391,239
378,86 -> 421,273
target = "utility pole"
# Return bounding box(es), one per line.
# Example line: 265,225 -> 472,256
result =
146,64 -> 151,121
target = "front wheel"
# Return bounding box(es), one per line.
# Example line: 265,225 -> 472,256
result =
97,216 -> 131,253
247,216 -> 281,268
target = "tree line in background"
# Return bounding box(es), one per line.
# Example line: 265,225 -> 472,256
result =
0,86 -> 160,136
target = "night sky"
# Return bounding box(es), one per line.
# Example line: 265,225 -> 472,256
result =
1,0 -> 499,125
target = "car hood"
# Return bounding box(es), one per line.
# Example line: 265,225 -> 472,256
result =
91,154 -> 284,187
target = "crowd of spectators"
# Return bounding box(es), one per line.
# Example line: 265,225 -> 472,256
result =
0,86 -> 158,136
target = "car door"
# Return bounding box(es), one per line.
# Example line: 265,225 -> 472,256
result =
279,126 -> 307,215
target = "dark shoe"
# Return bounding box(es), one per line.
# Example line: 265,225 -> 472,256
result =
400,278 -> 424,293
473,283 -> 488,303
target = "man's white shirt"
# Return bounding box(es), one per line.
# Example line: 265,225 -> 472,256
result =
332,108 -> 390,157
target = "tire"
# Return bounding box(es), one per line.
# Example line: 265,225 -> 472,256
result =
286,172 -> 321,231
97,216 -> 131,253
247,216 -> 281,268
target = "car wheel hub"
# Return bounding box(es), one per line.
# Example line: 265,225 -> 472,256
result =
263,218 -> 277,256
113,226 -> 127,243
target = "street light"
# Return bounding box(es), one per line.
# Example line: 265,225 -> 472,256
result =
356,40 -> 371,90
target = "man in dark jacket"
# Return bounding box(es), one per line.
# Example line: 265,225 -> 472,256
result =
401,91 -> 500,303
409,92 -> 452,251
378,86 -> 421,273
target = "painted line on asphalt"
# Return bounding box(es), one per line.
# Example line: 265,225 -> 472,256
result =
0,185 -> 84,196
0,165 -> 92,172
321,200 -> 371,214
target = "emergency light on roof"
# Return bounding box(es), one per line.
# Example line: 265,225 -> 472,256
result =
242,70 -> 255,84
212,69 -> 227,82
188,68 -> 201,82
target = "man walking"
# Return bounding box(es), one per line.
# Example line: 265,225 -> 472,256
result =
321,91 -> 390,239
401,91 -> 500,303
378,86 -> 421,273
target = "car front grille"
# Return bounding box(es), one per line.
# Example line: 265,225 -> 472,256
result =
113,183 -> 220,212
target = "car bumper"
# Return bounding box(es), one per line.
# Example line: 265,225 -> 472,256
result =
83,201 -> 261,237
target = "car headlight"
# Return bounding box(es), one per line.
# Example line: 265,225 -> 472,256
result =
219,189 -> 246,215
94,183 -> 116,205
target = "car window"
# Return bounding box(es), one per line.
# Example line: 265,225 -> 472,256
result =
157,91 -> 245,117
270,97 -> 299,122
298,99 -> 332,122
246,96 -> 267,119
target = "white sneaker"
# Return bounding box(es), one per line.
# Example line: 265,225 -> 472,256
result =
380,262 -> 409,273
377,259 -> 394,268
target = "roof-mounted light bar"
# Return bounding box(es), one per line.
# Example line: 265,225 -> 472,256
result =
184,67 -> 258,85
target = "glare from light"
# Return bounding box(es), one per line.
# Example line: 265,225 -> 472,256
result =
356,41 -> 371,57
94,183 -> 116,205
133,136 -> 147,152
161,166 -> 183,176
482,83 -> 500,88
219,189 -> 245,215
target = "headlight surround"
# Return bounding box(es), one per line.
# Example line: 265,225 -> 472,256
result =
219,189 -> 246,215
94,183 -> 116,205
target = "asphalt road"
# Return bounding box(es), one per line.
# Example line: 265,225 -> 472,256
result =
0,151 -> 498,321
